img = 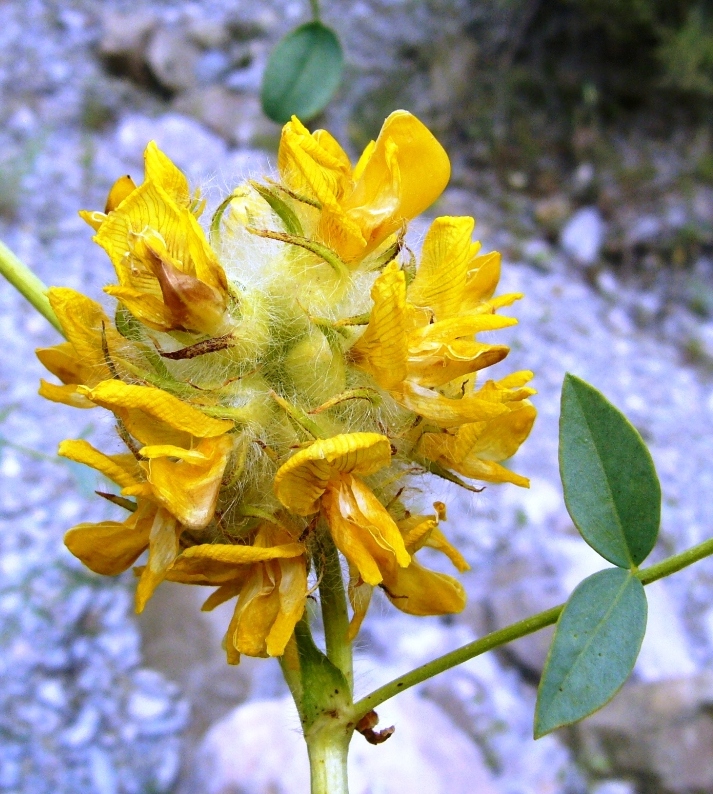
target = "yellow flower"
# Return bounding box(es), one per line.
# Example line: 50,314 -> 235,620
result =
351,217 -> 525,424
163,525 -> 307,664
83,143 -> 230,335
418,373 -> 537,487
278,111 -> 450,264
36,287 -> 126,408
273,433 -> 410,586
347,511 -> 469,638
58,439 -> 183,612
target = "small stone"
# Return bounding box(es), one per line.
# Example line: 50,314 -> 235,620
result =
146,28 -> 201,93
62,705 -> 101,747
127,691 -> 169,722
561,206 -> 605,265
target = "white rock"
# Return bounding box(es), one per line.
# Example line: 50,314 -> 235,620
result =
195,693 -> 499,794
116,114 -> 228,179
560,207 -> 605,265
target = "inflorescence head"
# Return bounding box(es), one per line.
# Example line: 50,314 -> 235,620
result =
37,111 -> 536,663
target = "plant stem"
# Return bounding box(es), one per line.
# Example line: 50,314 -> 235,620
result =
637,537 -> 713,585
306,725 -> 350,794
319,532 -> 353,692
351,535 -> 713,720
0,239 -> 63,335
309,0 -> 321,20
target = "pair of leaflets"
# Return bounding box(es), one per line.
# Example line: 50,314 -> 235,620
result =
534,374 -> 661,737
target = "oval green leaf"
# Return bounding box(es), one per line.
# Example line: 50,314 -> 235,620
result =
559,373 -> 661,568
261,22 -> 343,124
534,568 -> 647,738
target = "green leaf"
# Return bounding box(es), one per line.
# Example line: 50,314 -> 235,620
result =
559,374 -> 661,568
261,22 -> 343,123
534,568 -> 647,738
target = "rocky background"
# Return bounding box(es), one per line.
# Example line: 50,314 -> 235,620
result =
2,1 -> 713,793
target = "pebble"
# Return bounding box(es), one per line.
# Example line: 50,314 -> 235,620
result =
560,206 -> 606,265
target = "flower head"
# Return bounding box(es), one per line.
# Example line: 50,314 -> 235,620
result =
38,112 -> 535,661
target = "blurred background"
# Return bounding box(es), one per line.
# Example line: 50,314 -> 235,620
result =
2,1 -> 713,792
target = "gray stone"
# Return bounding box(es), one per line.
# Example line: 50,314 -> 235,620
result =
173,85 -> 279,147
561,206 -> 605,265
571,673 -> 713,794
146,27 -> 201,93
192,692 -> 500,794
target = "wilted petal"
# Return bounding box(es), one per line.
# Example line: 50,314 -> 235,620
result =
322,474 -> 409,586
78,381 -> 233,438
140,435 -> 234,529
64,501 -> 154,576
135,508 -> 181,613
382,560 -> 466,616
58,438 -> 141,488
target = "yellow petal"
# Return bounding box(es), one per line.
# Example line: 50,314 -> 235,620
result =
78,381 -> 233,438
179,541 -> 305,565
95,180 -> 227,296
347,573 -> 373,641
408,216 -> 475,319
141,435 -> 234,529
229,564 -> 280,657
202,581 -> 245,611
350,262 -> 408,391
58,439 -> 141,488
144,141 -> 190,207
401,381 -> 508,428
322,474 -> 409,586
274,432 -> 392,515
408,341 -> 510,389
38,380 -> 95,409
461,251 -> 501,308
105,174 -> 137,213
64,501 -> 154,575
382,560 -> 466,616
265,556 -> 307,656
79,209 -> 106,231
425,527 -> 470,572
277,116 -> 350,208
348,110 -> 450,234
409,313 -> 517,346
36,342 -> 90,386
47,287 -> 121,373
135,508 -> 180,613
103,285 -> 176,332
398,516 -> 437,553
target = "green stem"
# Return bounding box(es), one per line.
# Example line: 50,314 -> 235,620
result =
319,532 -> 353,692
0,239 -> 62,335
309,0 -> 321,20
351,535 -> 713,720
306,726 -> 350,794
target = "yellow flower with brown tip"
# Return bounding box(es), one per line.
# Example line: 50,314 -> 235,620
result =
82,142 -> 230,335
274,433 -> 410,586
163,525 -> 307,664
278,111 -> 450,264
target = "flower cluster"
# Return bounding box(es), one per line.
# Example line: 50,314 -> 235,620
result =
38,112 -> 535,663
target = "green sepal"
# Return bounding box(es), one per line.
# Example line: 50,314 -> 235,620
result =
250,181 -> 303,236
294,618 -> 351,730
534,568 -> 647,738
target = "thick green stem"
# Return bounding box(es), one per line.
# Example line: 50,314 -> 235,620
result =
306,726 -> 351,794
309,0 -> 321,20
319,532 -> 353,692
352,535 -> 713,720
0,239 -> 63,335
